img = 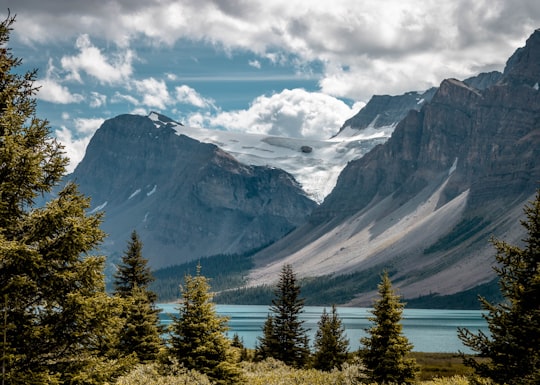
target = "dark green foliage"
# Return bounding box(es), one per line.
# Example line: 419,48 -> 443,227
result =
424,216 -> 490,254
257,264 -> 310,368
114,231 -> 157,302
359,271 -> 419,384
151,249 -> 257,302
0,15 -> 130,384
406,277 -> 502,309
114,231 -> 162,362
168,265 -> 243,384
312,304 -> 349,371
217,266 -> 396,306
214,285 -> 274,305
458,190 -> 540,385
118,286 -> 162,363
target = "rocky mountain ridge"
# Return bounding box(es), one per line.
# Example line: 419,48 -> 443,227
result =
69,114 -> 316,268
248,29 -> 540,305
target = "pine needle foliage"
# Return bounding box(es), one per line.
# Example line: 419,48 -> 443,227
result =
0,14 -> 128,384
257,264 -> 310,368
312,304 -> 350,371
168,264 -> 243,384
359,271 -> 419,384
458,189 -> 540,385
114,231 -> 162,363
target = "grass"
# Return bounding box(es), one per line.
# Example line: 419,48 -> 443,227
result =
412,352 -> 474,381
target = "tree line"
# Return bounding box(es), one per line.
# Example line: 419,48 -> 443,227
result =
1,14 -> 539,384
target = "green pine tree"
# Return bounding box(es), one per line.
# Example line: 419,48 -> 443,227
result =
114,230 -> 157,302
0,15 -> 128,384
312,304 -> 350,371
359,271 -> 419,384
458,190 -> 540,385
257,264 -> 310,368
168,265 -> 243,384
117,285 -> 163,363
114,231 -> 162,362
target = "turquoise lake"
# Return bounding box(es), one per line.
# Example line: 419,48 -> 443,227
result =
158,304 -> 488,353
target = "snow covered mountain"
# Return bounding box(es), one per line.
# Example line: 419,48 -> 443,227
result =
149,112 -> 391,203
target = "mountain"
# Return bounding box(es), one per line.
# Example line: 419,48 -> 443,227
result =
169,116 -> 389,203
248,29 -> 540,305
338,71 -> 502,135
69,113 -> 317,268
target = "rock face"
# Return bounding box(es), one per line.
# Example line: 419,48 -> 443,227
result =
339,71 -> 502,134
339,88 -> 437,132
70,114 -> 317,268
249,29 -> 540,304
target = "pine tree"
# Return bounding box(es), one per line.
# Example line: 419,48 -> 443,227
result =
312,304 -> 350,371
359,271 -> 418,384
114,230 -> 157,302
117,285 -> 163,363
168,265 -> 243,385
114,231 -> 162,362
257,264 -> 310,367
458,190 -> 540,385
0,15 -> 127,384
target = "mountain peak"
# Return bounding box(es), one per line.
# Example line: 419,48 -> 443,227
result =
502,29 -> 540,87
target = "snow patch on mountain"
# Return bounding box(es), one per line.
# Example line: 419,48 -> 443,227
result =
149,114 -> 393,202
128,189 -> 141,199
147,185 -> 157,196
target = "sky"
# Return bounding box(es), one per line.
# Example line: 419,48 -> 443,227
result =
2,0 -> 540,171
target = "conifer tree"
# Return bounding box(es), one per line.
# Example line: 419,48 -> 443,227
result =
114,231 -> 162,362
114,230 -> 157,302
257,264 -> 310,367
0,15 -> 127,384
359,271 -> 418,384
168,265 -> 243,384
312,304 -> 350,371
458,190 -> 540,385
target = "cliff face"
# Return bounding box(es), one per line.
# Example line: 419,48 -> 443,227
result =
71,114 -> 316,268
249,30 -> 540,304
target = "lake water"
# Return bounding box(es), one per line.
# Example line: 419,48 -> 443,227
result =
158,304 -> 488,353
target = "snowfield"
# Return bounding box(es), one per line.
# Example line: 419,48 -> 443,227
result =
149,112 -> 392,203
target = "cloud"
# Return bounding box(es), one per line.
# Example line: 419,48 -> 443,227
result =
35,78 -> 85,104
89,92 -> 107,108
248,60 -> 261,69
175,85 -> 215,109
189,88 -> 357,139
7,0 -> 540,102
60,34 -> 134,84
133,77 -> 171,109
55,117 -> 104,172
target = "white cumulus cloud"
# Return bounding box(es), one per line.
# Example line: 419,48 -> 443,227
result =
175,85 -> 215,109
133,77 -> 171,110
61,34 -> 134,85
189,88 -> 357,139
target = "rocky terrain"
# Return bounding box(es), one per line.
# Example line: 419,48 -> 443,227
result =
68,114 -> 316,267
248,29 -> 540,304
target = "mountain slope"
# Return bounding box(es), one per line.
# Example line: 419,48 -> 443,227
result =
69,114 -> 317,268
248,29 -> 540,305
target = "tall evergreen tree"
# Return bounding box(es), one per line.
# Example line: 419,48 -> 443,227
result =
114,230 -> 157,302
0,15 -> 127,384
168,265 -> 243,385
257,264 -> 310,367
117,285 -> 163,363
312,304 -> 350,371
359,271 -> 418,384
458,190 -> 540,385
113,231 -> 162,362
